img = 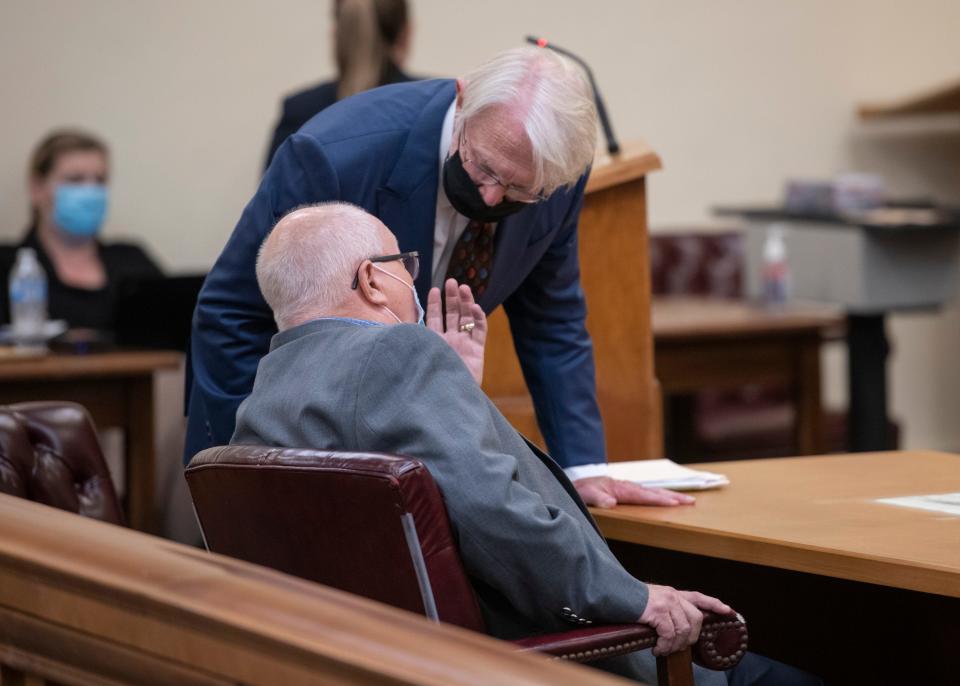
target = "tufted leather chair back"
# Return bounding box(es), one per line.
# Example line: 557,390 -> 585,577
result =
0,402 -> 123,524
650,232 -> 744,297
186,445 -> 487,632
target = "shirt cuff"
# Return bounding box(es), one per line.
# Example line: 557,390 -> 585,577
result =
563,463 -> 609,482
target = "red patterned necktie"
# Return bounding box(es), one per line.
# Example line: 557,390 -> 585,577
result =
445,220 -> 494,297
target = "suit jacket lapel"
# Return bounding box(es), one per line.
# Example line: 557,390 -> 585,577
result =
376,80 -> 457,299
479,214 -> 529,312
521,435 -> 601,536
377,186 -> 438,297
480,201 -> 550,312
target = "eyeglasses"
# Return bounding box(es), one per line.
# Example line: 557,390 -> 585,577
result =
351,251 -> 420,289
457,123 -> 549,203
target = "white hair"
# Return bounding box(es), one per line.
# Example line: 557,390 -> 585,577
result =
457,46 -> 598,195
256,202 -> 385,330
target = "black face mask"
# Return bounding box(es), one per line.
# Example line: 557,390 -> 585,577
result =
441,151 -> 531,222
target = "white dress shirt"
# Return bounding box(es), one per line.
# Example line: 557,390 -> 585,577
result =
432,99 -> 475,288
429,99 -> 607,482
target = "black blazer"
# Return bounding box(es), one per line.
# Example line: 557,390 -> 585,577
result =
263,64 -> 415,171
0,228 -> 162,330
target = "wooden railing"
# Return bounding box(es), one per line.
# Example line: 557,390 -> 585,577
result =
0,494 -> 628,686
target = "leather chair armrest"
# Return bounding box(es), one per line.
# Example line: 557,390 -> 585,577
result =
512,612 -> 748,670
693,612 -> 749,671
513,623 -> 656,663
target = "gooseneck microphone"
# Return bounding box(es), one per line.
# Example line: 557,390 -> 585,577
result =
526,35 -> 620,156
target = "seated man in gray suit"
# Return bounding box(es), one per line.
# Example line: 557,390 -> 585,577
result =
232,203 -> 820,686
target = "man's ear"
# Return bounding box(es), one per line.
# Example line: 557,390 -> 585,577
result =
356,260 -> 389,307
455,77 -> 465,108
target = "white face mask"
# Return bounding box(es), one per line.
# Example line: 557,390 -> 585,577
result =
372,264 -> 425,325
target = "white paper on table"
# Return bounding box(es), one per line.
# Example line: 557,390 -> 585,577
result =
875,492 -> 960,517
606,459 -> 730,491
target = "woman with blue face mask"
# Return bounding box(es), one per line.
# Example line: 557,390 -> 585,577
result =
0,130 -> 163,331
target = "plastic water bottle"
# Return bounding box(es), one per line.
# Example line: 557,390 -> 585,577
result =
761,224 -> 790,306
8,247 -> 48,340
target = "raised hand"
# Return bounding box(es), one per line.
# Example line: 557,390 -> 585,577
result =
426,278 -> 488,384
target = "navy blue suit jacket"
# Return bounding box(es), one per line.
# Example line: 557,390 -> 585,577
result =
186,79 -> 605,469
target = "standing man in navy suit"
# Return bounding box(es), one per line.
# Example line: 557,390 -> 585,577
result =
187,46 -> 693,508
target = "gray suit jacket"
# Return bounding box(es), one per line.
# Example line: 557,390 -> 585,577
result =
231,318 -> 649,639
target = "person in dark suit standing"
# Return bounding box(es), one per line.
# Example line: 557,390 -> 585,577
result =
263,0 -> 414,170
188,46 -> 696,509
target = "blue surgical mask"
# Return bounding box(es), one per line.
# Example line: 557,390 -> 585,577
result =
372,264 -> 425,325
53,184 -> 108,237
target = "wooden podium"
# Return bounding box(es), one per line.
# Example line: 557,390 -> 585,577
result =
481,142 -> 663,462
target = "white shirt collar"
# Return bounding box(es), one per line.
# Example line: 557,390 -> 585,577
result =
437,98 -> 457,210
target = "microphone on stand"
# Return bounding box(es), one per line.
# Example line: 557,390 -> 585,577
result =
526,35 -> 620,156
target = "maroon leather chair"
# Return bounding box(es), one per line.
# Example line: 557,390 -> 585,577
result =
650,232 -> 745,298
0,401 -> 123,524
186,445 -> 747,682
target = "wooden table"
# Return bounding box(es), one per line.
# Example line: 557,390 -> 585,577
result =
653,297 -> 843,458
593,451 -> 960,683
0,349 -> 181,533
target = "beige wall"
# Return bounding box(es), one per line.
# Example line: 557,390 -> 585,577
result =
1,0 -> 958,451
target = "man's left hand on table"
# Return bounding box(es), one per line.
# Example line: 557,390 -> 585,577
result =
573,476 -> 695,509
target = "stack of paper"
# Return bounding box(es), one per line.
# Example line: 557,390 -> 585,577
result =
606,459 -> 730,491
876,492 -> 960,516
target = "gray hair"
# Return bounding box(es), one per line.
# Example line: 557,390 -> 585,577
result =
457,46 -> 598,195
256,202 -> 385,330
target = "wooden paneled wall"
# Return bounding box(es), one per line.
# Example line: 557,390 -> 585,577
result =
0,494 -> 628,686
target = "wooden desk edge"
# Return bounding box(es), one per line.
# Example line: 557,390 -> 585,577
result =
0,495 -> 621,686
651,299 -> 845,341
0,350 -> 182,380
594,511 -> 960,599
653,326 -> 833,343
